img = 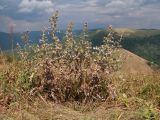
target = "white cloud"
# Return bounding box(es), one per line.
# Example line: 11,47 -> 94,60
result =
85,0 -> 98,7
0,15 -> 48,32
105,0 -> 126,7
18,0 -> 54,13
1,0 -> 160,32
50,0 -> 159,27
0,5 -> 5,10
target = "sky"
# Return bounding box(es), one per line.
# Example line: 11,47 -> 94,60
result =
0,0 -> 160,32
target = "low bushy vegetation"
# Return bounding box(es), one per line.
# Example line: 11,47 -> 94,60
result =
0,11 -> 122,104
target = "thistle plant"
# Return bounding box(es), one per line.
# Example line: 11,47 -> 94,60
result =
1,11 -> 122,104
49,11 -> 62,58
49,10 -> 59,40
93,25 -> 122,73
49,10 -> 61,49
0,47 -> 5,65
65,22 -> 75,49
38,27 -> 50,58
18,31 -> 33,61
78,22 -> 91,54
21,31 -> 30,45
40,28 -> 48,45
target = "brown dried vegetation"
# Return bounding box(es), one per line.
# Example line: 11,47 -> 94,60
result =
0,11 -> 122,104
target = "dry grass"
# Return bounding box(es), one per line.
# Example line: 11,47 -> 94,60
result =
119,49 -> 153,75
1,73 -> 160,120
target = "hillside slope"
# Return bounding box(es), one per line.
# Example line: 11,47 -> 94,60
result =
119,49 -> 153,75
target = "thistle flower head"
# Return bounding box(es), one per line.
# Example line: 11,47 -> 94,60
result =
21,31 -> 30,44
65,22 -> 74,49
49,10 -> 59,40
16,43 -> 21,49
40,27 -> 48,44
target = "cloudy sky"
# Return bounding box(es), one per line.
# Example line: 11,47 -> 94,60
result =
0,0 -> 160,32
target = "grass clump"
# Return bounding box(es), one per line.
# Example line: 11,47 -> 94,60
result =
139,103 -> 159,120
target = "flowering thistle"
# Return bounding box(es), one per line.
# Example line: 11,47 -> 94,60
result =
49,10 -> 59,41
49,11 -> 62,51
21,31 -> 30,45
65,22 -> 74,49
40,27 -> 48,45
100,25 -> 122,72
1,11 -> 123,104
82,22 -> 89,41
80,22 -> 91,51
16,43 -> 21,50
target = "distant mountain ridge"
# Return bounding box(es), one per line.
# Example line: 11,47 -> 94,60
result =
0,29 -> 84,51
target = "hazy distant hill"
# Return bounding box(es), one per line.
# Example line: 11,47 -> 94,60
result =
0,31 -> 66,51
0,32 -> 39,50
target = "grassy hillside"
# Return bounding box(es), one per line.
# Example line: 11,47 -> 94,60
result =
119,49 -> 153,75
122,31 -> 160,66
